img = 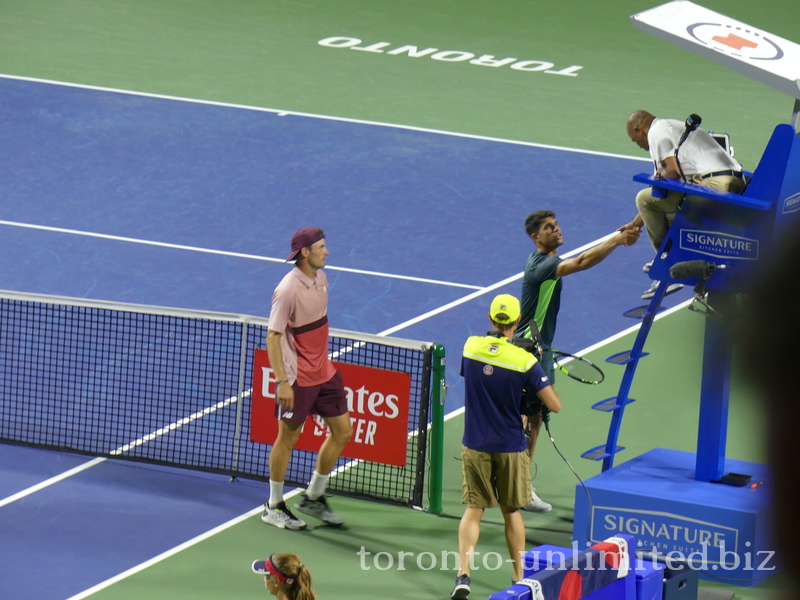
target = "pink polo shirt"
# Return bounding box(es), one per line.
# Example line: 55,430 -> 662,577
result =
268,266 -> 336,387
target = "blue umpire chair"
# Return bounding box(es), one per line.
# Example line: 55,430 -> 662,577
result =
583,122 -> 800,480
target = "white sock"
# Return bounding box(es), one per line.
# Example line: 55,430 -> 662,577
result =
306,471 -> 329,501
268,480 -> 284,508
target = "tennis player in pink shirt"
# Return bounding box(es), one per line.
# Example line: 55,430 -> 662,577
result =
261,227 -> 352,530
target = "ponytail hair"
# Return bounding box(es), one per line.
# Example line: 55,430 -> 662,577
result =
272,553 -> 317,600
293,563 -> 315,600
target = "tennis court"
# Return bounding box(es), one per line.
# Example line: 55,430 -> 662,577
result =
0,0 -> 792,598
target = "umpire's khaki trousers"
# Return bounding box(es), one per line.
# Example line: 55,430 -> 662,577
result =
636,174 -> 745,252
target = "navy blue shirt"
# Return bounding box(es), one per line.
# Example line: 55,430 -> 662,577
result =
461,334 -> 551,453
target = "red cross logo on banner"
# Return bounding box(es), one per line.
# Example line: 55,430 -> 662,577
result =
711,33 -> 758,51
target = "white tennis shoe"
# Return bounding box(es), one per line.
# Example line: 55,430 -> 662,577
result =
261,501 -> 307,530
296,493 -> 344,526
522,487 -> 552,512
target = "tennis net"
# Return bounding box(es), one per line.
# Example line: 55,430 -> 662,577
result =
0,290 -> 443,509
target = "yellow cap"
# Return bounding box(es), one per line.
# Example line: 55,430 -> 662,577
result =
489,294 -> 520,324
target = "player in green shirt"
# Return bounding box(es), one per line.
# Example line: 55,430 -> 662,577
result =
517,210 -> 640,511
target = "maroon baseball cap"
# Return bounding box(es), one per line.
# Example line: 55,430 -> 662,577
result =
286,227 -> 324,261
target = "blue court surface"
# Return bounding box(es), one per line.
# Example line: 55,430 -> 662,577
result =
0,76 -> 680,358
0,443 -> 268,599
0,76 -> 691,599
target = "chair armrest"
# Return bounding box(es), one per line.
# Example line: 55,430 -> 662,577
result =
632,173 -> 771,211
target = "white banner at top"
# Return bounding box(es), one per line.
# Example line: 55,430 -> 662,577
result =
631,1 -> 800,99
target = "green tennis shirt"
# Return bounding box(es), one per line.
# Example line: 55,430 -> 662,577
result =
517,251 -> 562,348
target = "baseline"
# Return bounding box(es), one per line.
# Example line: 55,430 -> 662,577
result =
0,73 -> 651,163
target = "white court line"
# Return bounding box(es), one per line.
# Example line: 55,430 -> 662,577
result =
0,389 -> 254,507
0,219 -> 482,291
109,391 -> 252,456
63,498 -> 294,600
0,73 -> 651,163
0,457 -> 107,509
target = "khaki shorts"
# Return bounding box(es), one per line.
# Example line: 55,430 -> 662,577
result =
461,445 -> 531,509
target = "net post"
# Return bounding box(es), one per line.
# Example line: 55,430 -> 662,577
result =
428,344 -> 446,515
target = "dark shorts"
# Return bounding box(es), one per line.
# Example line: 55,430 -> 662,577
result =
274,370 -> 348,424
540,348 -> 555,383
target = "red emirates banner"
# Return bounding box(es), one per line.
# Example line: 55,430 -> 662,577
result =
250,349 -> 412,467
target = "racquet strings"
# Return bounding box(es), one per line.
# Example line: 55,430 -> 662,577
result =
554,352 -> 604,384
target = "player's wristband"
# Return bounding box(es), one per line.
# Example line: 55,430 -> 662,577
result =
276,380 -> 289,386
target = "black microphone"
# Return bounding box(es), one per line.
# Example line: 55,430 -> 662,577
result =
512,321 -> 543,360
670,260 -> 719,280
677,114 -> 702,147
685,113 -> 702,131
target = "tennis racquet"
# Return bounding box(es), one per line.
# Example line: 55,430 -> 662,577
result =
552,350 -> 604,385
